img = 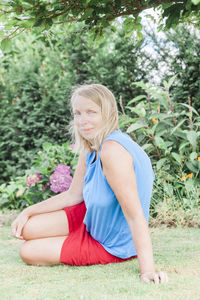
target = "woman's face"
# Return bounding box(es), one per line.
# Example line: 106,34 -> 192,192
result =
72,95 -> 103,142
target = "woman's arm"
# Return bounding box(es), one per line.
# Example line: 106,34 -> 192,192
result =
11,153 -> 86,238
100,140 -> 168,284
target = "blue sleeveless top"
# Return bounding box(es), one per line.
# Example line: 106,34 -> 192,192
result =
83,129 -> 155,258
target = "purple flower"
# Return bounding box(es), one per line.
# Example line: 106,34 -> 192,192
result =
54,164 -> 71,174
50,164 -> 72,193
26,173 -> 41,188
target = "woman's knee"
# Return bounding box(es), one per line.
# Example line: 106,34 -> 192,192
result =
19,237 -> 65,266
19,240 -> 50,266
20,241 -> 35,265
22,216 -> 36,240
22,210 -> 69,240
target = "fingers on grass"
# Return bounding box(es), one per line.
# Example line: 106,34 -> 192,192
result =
143,277 -> 150,283
153,274 -> 159,285
158,271 -> 169,283
140,271 -> 169,284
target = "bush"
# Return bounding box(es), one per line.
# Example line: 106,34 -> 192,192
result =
0,142 -> 78,210
0,32 -> 74,184
149,169 -> 200,228
0,24 -> 147,183
119,77 -> 200,226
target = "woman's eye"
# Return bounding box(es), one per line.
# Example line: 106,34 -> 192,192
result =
73,112 -> 80,116
88,111 -> 96,114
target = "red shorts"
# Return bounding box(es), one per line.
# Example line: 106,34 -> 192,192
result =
60,201 -> 137,266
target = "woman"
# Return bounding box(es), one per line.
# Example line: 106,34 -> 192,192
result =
11,83 -> 168,284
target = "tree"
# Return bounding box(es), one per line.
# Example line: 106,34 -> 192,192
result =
140,24 -> 200,110
0,0 -> 200,50
61,23 -> 146,106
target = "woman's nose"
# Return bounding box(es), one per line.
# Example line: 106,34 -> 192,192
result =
79,114 -> 89,125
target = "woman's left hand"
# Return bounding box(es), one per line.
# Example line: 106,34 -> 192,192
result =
140,271 -> 169,284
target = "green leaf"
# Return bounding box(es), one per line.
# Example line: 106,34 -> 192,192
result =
133,82 -> 147,90
163,75 -> 177,90
192,0 -> 200,5
179,141 -> 190,152
136,31 -> 143,40
186,131 -> 198,148
141,144 -> 154,151
125,31 -> 133,38
19,19 -> 36,28
134,107 -> 146,117
155,136 -> 166,150
190,152 -> 197,161
33,19 -> 44,27
127,122 -> 147,133
156,158 -> 167,170
127,95 -> 146,106
185,161 -> 198,173
82,8 -> 94,18
179,103 -> 199,116
163,182 -> 174,197
171,152 -> 181,164
1,38 -> 11,51
171,119 -> 186,134
42,142 -> 52,150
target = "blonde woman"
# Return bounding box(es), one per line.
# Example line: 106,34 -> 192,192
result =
11,83 -> 168,284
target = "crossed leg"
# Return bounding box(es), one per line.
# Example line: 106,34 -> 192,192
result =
20,210 -> 69,266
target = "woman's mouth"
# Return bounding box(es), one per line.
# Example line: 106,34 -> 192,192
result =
82,128 -> 93,132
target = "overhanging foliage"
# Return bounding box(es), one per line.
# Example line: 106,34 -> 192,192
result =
0,0 -> 200,50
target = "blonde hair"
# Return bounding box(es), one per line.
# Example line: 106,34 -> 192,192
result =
69,83 -> 119,153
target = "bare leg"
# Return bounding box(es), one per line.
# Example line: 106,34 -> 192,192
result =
22,210 -> 69,240
20,236 -> 67,266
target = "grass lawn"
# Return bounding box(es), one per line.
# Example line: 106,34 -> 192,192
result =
0,214 -> 200,300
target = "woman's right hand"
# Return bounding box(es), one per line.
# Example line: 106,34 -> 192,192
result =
11,209 -> 30,240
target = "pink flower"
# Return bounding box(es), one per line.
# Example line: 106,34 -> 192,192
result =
50,164 -> 72,193
55,164 -> 71,174
26,173 -> 41,188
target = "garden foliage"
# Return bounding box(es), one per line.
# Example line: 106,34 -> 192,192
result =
119,78 -> 200,226
0,142 -> 77,209
0,23 -> 199,226
1,0 -> 200,49
0,25 -> 145,184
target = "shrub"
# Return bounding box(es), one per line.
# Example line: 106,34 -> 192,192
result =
0,33 -> 73,184
119,77 -> 200,226
0,142 -> 78,210
0,24 -> 147,183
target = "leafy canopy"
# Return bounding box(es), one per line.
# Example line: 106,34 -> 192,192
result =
0,0 -> 200,50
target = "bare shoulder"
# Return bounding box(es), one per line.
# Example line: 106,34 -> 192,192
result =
100,140 -> 133,166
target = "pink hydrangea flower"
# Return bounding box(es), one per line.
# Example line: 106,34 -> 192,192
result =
50,164 -> 72,193
26,173 -> 41,188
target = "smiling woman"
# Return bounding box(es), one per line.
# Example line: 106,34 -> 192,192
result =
69,84 -> 119,154
11,83 -> 168,284
72,96 -> 103,142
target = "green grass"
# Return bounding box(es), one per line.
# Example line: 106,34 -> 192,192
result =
0,222 -> 200,300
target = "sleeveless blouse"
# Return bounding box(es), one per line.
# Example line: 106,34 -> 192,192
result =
83,129 -> 155,258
